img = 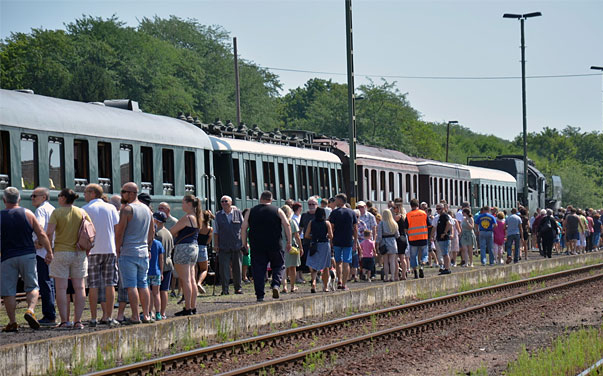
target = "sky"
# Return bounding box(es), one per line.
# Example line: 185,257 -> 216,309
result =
1,0 -> 602,140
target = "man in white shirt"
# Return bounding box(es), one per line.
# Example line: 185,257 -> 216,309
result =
31,187 -> 56,326
82,184 -> 120,327
357,201 -> 377,240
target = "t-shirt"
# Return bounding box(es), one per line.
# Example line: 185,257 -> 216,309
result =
593,218 -> 602,234
360,239 -> 375,258
565,214 -> 580,234
506,214 -> 522,236
494,219 -> 506,245
436,213 -> 450,241
299,211 -> 316,238
34,201 -> 55,258
155,227 -> 174,272
49,206 -> 91,252
148,239 -> 165,276
476,213 -> 496,232
329,207 -> 357,247
82,198 -> 119,255
359,212 -> 377,234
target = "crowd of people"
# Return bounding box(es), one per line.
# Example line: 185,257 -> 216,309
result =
1,183 -> 602,332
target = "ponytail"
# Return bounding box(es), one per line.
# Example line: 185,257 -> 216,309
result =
193,197 -> 202,228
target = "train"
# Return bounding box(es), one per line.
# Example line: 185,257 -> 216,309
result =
0,89 -> 560,216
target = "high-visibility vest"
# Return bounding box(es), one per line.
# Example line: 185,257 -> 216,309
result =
407,209 -> 429,241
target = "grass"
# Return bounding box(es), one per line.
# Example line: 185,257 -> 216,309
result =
504,326 -> 603,376
302,351 -> 326,373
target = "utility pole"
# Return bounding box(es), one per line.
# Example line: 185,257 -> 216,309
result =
345,0 -> 357,208
503,12 -> 541,210
233,37 -> 241,126
445,120 -> 458,163
591,66 -> 603,130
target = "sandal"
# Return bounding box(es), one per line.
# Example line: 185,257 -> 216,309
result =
73,321 -> 84,330
56,322 -> 72,330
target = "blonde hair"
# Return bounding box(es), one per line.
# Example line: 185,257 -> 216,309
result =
281,205 -> 293,220
381,209 -> 398,234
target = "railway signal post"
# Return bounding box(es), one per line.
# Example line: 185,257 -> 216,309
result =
345,0 -> 358,208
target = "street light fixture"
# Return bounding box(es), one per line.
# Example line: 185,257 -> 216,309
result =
503,11 -> 542,210
591,66 -> 603,130
445,120 -> 458,163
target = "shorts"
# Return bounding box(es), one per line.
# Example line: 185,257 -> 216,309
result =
148,275 -> 161,287
566,232 -> 579,241
438,240 -> 451,256
117,277 -> 129,303
87,253 -> 118,288
351,252 -> 359,268
160,270 -> 172,291
333,246 -> 353,264
361,257 -> 375,271
579,233 -> 586,246
197,245 -> 208,263
0,253 -> 38,296
118,256 -> 149,289
50,251 -> 88,279
173,243 -> 198,265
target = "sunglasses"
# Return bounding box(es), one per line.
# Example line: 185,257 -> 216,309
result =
121,190 -> 136,194
308,203 -> 317,206
30,194 -> 42,198
221,200 -> 229,203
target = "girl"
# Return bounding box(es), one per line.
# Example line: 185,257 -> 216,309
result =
196,210 -> 213,294
376,209 -> 400,282
493,212 -> 506,264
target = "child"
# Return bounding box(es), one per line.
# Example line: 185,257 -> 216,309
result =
360,229 -> 376,282
493,212 -> 506,264
148,238 -> 165,321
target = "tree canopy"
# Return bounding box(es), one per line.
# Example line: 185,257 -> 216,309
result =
2,15 -> 601,208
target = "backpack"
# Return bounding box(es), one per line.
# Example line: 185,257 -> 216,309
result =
77,209 -> 96,253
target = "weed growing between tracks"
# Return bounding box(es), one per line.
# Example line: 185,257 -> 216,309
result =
504,325 -> 603,376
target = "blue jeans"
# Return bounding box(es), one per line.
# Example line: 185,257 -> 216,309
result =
37,255 -> 56,320
118,256 -> 149,289
479,231 -> 495,265
505,234 -> 521,263
409,245 -> 427,269
438,240 -> 451,256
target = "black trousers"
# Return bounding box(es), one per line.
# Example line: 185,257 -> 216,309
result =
251,247 -> 285,299
541,234 -> 554,258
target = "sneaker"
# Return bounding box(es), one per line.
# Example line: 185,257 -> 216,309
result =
191,308 -> 197,315
235,289 -> 243,295
24,309 -> 40,330
170,291 -> 177,298
272,287 -> 280,299
155,312 -> 162,321
257,297 -> 264,302
174,308 -> 192,317
2,322 -> 18,332
107,318 -> 120,327
39,317 -> 57,327
440,269 -> 451,275
161,314 -> 167,320
419,268 -> 424,278
197,284 -> 206,294
414,269 -> 419,279
89,319 -> 97,328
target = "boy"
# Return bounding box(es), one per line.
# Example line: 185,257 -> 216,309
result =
148,238 -> 165,321
359,230 -> 376,281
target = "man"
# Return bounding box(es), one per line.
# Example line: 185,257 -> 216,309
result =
109,195 -> 122,211
153,211 -> 173,320
505,208 -> 524,264
82,184 -> 120,327
476,206 -> 497,265
327,197 -> 337,211
241,191 -> 291,302
357,201 -> 377,241
320,198 -> 332,217
532,209 -> 545,254
213,195 -> 244,295
435,206 -> 452,275
298,197 -> 319,282
405,198 -> 428,279
539,209 -> 558,258
158,202 -> 178,230
114,182 -> 154,324
30,186 -> 56,326
1,187 -> 53,332
328,193 -> 358,291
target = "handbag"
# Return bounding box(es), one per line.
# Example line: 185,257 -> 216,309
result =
309,241 -> 318,256
378,243 -> 388,255
77,209 -> 96,253
289,246 -> 300,255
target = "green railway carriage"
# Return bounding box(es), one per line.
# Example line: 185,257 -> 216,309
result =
0,89 -> 214,216
467,165 -> 517,212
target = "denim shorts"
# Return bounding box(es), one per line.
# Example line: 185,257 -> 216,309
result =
333,246 -> 353,264
0,253 -> 38,296
118,256 -> 149,289
197,245 -> 208,263
438,240 -> 451,256
351,252 -> 359,268
147,275 -> 161,287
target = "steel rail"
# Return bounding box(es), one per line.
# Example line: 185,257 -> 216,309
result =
219,272 -> 603,376
84,263 -> 603,376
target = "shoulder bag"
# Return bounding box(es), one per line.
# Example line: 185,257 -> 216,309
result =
77,209 -> 96,254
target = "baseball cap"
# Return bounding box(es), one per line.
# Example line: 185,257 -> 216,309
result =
138,193 -> 152,206
153,211 -> 167,223
357,201 -> 366,207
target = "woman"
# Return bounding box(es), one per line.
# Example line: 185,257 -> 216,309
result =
170,195 -> 202,316
196,210 -> 213,294
304,207 -> 333,293
460,208 -> 476,268
393,203 -> 408,280
538,209 -> 558,258
291,202 -> 303,227
46,188 -> 91,329
449,210 -> 462,267
281,205 -> 303,293
520,208 -> 531,260
376,209 -> 400,282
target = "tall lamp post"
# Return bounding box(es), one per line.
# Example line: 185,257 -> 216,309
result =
345,0 -> 358,207
503,11 -> 542,209
591,66 -> 603,130
445,120 -> 458,163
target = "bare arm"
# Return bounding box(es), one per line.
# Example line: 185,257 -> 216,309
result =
147,214 -> 155,250
240,210 -> 250,249
304,221 -> 313,240
278,208 -> 292,253
442,221 -> 452,240
169,215 -> 190,238
28,210 -> 52,263
114,205 -> 132,258
206,227 -> 213,246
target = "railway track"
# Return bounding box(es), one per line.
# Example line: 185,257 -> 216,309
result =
0,292 -> 26,305
85,263 -> 603,376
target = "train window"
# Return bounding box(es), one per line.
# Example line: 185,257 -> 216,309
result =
48,137 -> 65,191
370,170 -> 377,201
454,181 -> 458,207
245,160 -> 258,199
20,134 -> 38,190
73,139 -> 89,191
262,161 -> 276,197
0,131 -> 10,189
232,158 -> 241,199
398,173 -> 403,201
405,174 -> 411,203
308,166 -> 316,197
444,179 -> 449,204
331,168 -> 337,197
278,163 -> 286,200
388,172 -> 394,201
379,171 -> 386,201
301,166 -> 308,199
288,164 -> 295,199
140,146 -> 153,194
97,142 -> 111,193
336,169 -> 343,195
438,178 -> 443,201
184,151 -> 196,194
413,175 -> 418,199
162,149 -> 174,196
120,144 -> 133,188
